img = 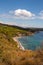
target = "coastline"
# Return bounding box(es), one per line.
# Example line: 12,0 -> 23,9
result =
13,36 -> 25,50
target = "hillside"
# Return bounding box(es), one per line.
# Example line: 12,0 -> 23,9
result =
0,23 -> 43,65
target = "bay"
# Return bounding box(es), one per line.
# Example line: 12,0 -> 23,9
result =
18,31 -> 43,50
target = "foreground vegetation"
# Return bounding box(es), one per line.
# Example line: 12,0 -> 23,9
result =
0,23 -> 43,65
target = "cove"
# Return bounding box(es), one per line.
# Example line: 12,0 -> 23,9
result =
18,31 -> 43,50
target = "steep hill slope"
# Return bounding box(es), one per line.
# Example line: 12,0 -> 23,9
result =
0,23 -> 43,65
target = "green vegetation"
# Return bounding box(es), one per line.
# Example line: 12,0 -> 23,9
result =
0,24 -> 29,37
0,23 -> 43,65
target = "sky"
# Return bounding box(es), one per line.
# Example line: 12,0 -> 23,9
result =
0,0 -> 43,28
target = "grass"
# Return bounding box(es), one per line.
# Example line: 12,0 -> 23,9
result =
0,23 -> 43,65
0,24 -> 28,37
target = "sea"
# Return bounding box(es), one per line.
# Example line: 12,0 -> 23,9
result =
18,31 -> 43,50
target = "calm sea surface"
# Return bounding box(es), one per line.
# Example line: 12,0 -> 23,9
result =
18,31 -> 43,50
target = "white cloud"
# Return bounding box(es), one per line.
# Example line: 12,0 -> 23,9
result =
38,11 -> 43,19
1,9 -> 43,20
9,9 -> 35,19
0,14 -> 14,18
14,9 -> 35,17
39,11 -> 43,16
0,20 -> 18,26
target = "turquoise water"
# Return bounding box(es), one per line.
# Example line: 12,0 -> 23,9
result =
18,31 -> 43,50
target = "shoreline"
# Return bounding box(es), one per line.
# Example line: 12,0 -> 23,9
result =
13,36 -> 25,50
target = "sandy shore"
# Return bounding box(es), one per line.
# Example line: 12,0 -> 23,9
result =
13,37 -> 25,50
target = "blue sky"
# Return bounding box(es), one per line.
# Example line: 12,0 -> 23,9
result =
0,0 -> 43,28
